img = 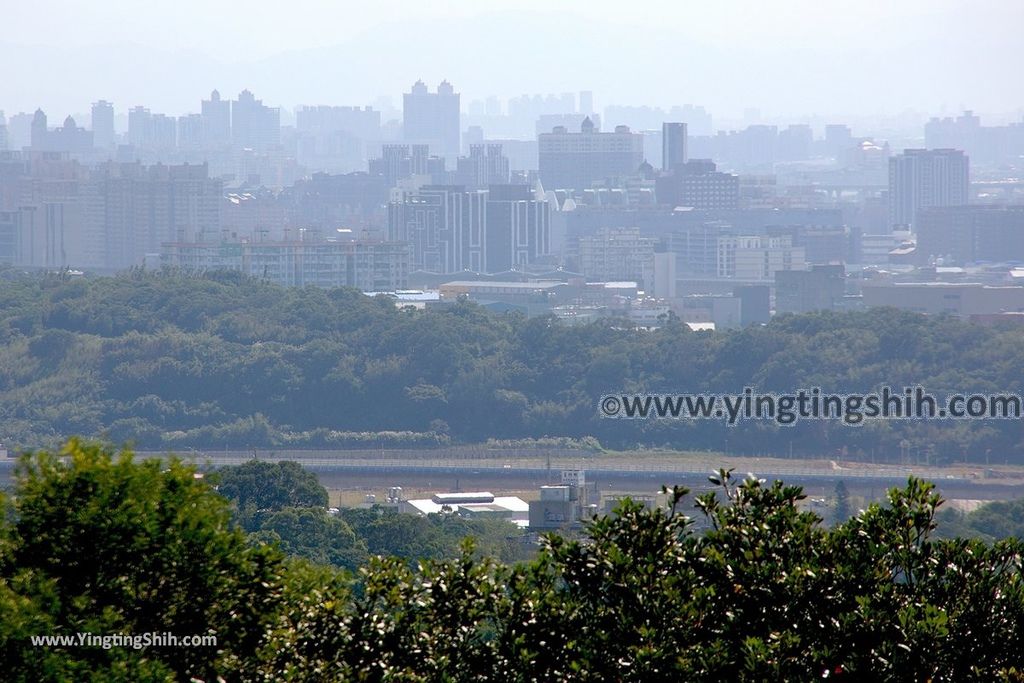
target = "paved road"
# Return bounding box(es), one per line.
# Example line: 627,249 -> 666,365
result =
5,452 -> 1023,501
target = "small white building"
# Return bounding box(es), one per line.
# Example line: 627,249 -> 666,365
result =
399,492 -> 530,527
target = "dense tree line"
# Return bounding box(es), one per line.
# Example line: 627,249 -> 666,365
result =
4,441 -> 1024,681
213,459 -> 533,570
1,270 -> 1023,462
938,497 -> 1024,541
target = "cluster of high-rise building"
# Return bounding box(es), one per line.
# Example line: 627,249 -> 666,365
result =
1,80 -> 1022,324
388,183 -> 549,274
0,156 -> 222,270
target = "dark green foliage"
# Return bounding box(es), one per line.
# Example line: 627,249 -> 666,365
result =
0,440 -> 284,681
212,460 -> 532,566
262,470 -> 1024,682
834,479 -> 851,524
937,497 -> 1024,541
251,507 -> 368,572
215,459 -> 328,531
4,442 -> 1024,680
339,507 -> 533,565
0,272 -> 1022,461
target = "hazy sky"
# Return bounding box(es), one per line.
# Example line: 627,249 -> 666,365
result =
3,0 -> 1022,121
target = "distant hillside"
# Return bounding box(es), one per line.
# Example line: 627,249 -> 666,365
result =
0,269 -> 1021,462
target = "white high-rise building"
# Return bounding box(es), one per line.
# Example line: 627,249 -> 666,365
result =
889,148 -> 969,230
717,235 -> 806,280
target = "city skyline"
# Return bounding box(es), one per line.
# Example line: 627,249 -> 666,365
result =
3,2 -> 1023,118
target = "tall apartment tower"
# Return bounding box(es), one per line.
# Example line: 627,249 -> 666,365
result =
579,91 -> 594,116
402,80 -> 460,158
889,148 -> 970,230
537,118 -> 644,191
30,110 -> 48,149
201,89 -> 232,147
127,106 -> 152,147
388,184 -> 549,273
91,101 -> 115,149
232,89 -> 280,151
662,122 -> 688,170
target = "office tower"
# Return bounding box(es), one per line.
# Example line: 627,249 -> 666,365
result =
733,285 -> 771,325
388,184 -> 549,273
402,80 -> 460,157
888,148 -> 969,229
177,114 -> 204,151
0,112 -> 7,150
655,159 -> 739,209
128,106 -> 152,147
577,227 -> 658,284
775,264 -> 846,313
650,251 -> 676,299
388,185 -> 487,272
824,124 -> 853,158
232,89 -> 280,151
717,235 -> 805,279
201,89 -> 231,147
579,91 -> 594,116
766,224 -> 851,264
454,144 -> 510,188
916,205 -> 1024,265
484,184 -> 550,272
661,122 -> 688,170
537,118 -> 644,191
91,101 -> 115,149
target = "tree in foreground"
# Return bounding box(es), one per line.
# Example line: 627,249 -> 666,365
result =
0,440 -> 285,681
263,471 -> 1024,682
4,441 -> 1024,681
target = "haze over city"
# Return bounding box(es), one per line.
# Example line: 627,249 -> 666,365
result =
4,0 -> 1023,118
5,2 -> 1024,679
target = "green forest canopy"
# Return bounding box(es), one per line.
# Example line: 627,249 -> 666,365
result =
1,270 -> 1022,462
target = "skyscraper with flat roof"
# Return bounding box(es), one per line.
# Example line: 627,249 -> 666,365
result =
889,148 -> 969,229
662,122 -> 687,170
538,118 -> 644,191
388,184 -> 549,273
91,101 -> 115,149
